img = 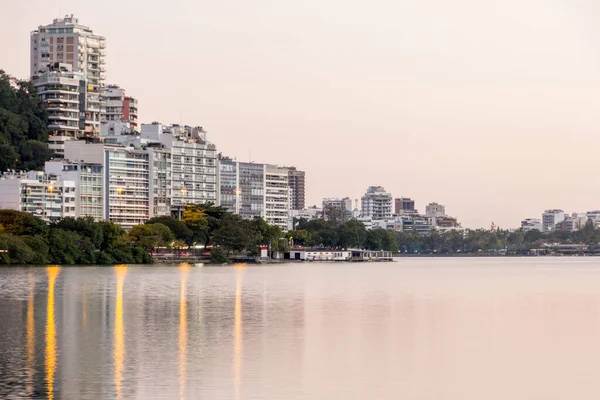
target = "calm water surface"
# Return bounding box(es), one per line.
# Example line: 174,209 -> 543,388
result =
2,258 -> 600,399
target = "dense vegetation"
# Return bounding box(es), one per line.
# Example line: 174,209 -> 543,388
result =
0,210 -> 153,265
289,218 -> 600,255
0,70 -> 53,171
4,202 -> 600,265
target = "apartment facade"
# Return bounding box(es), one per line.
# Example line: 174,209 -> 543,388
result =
521,218 -> 542,232
102,85 -> 139,129
361,186 -> 393,220
425,202 -> 446,218
287,167 -> 305,210
0,171 -> 76,223
45,160 -> 104,220
394,197 -> 416,215
542,209 -> 565,232
217,157 -> 291,230
32,63 -> 84,156
141,123 -> 218,208
64,141 -> 150,229
31,15 -> 105,136
265,165 -> 290,230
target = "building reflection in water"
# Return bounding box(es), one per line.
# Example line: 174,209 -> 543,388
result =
179,263 -> 190,399
45,266 -> 61,400
26,273 -> 36,396
114,265 -> 127,400
234,267 -> 243,400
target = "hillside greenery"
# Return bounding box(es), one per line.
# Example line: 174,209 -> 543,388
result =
0,70 -> 52,171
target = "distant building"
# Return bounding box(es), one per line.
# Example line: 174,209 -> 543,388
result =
556,213 -> 587,232
542,209 -> 564,232
432,216 -> 458,228
0,171 -> 76,223
290,207 -> 322,222
521,218 -> 542,232
287,167 -> 305,210
394,197 -> 415,215
425,202 -> 446,218
101,85 -> 139,130
322,197 -> 353,220
361,186 -> 393,220
587,211 -> 600,227
401,215 -> 434,235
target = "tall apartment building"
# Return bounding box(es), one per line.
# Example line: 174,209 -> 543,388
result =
0,171 -> 76,223
31,15 -> 105,136
102,85 -> 139,130
542,209 -> 564,232
287,167 -> 305,210
141,123 -> 218,208
265,165 -> 290,229
361,186 -> 393,220
217,157 -> 290,230
64,141 -> 151,230
394,197 -> 415,214
32,63 -> 84,156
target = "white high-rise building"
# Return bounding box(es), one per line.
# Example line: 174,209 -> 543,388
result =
361,186 -> 393,220
141,123 -> 218,208
542,209 -> 565,232
0,171 -> 76,223
31,15 -> 105,136
64,141 -> 151,230
217,157 -> 291,230
265,165 -> 290,230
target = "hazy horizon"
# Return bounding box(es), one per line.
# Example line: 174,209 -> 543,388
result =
3,0 -> 600,228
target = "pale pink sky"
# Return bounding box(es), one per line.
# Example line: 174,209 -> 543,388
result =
3,0 -> 600,228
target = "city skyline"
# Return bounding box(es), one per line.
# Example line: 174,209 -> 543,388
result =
2,2 -> 600,228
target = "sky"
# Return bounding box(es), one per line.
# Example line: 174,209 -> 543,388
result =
2,0 -> 600,228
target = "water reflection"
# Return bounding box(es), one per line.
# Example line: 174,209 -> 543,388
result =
234,269 -> 243,400
179,263 -> 190,400
45,266 -> 60,400
26,273 -> 35,396
7,261 -> 600,399
114,265 -> 127,400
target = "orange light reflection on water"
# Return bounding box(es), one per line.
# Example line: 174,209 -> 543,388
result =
114,265 -> 127,400
26,273 -> 35,395
234,270 -> 243,400
179,263 -> 190,399
45,266 -> 60,400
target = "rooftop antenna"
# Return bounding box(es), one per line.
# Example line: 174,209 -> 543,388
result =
249,150 -> 252,163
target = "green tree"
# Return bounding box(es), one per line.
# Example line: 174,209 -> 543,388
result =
147,216 -> 193,245
128,223 -> 175,252
182,205 -> 209,245
18,140 -> 53,170
0,210 -> 48,237
338,220 -> 367,249
212,214 -> 252,254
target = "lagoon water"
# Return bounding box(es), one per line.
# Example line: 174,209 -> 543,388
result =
2,258 -> 600,399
